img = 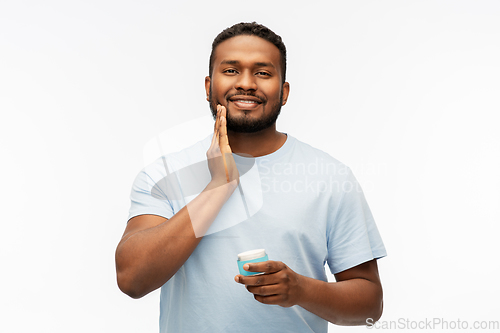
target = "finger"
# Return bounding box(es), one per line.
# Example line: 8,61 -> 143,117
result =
211,116 -> 219,148
213,105 -> 219,132
253,294 -> 283,305
215,105 -> 221,145
244,261 -> 282,274
238,274 -> 275,287
234,274 -> 261,285
211,106 -> 220,146
219,114 -> 230,151
246,284 -> 280,296
220,116 -> 230,182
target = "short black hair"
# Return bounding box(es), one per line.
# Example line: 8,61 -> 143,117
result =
209,22 -> 287,83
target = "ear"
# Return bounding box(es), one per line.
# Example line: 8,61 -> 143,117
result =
281,82 -> 290,105
205,76 -> 211,102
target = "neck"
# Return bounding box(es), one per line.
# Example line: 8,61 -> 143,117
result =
227,124 -> 287,158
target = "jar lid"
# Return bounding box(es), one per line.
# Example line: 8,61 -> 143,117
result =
237,249 -> 266,261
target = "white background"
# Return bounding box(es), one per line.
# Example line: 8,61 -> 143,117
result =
1,0 -> 499,332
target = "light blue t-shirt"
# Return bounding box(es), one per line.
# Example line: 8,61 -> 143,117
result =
128,134 -> 386,333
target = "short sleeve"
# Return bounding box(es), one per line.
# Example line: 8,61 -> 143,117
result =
326,168 -> 386,274
127,168 -> 175,222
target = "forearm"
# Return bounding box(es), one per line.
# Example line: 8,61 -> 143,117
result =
297,275 -> 383,326
116,180 -> 237,298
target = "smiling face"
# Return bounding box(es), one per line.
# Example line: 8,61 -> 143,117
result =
205,35 -> 289,133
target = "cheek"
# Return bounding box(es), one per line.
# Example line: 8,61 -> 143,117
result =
263,82 -> 282,99
211,75 -> 233,94
210,82 -> 229,105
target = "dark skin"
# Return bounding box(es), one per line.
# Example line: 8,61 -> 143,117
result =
116,34 -> 383,325
235,260 -> 383,325
205,35 -> 289,158
116,105 -> 239,298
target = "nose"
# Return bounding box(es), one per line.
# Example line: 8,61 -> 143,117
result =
235,70 -> 257,91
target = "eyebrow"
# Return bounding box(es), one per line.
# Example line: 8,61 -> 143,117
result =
220,60 -> 276,69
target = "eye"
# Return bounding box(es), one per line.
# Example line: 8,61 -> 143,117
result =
223,69 -> 238,74
256,71 -> 271,77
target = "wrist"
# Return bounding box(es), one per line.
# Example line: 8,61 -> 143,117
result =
206,179 -> 239,195
295,273 -> 308,306
295,274 -> 320,308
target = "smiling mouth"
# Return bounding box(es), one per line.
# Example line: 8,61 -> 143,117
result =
228,96 -> 263,109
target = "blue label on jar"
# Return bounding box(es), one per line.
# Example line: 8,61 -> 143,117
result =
237,254 -> 269,276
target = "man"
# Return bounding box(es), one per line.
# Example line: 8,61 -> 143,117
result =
115,22 -> 386,332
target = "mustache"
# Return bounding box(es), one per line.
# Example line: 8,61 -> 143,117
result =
226,92 -> 266,104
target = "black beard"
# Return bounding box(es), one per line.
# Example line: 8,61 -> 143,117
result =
209,86 -> 283,133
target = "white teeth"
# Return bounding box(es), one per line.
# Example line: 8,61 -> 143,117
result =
235,100 -> 256,103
